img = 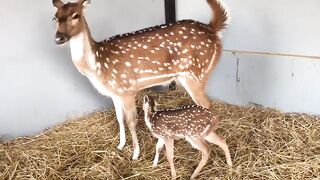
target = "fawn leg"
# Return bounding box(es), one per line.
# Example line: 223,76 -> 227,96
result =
153,138 -> 165,167
164,138 -> 176,178
186,137 -> 210,180
205,131 -> 232,166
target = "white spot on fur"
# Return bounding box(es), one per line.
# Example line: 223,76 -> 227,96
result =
125,62 -> 132,67
182,49 -> 188,54
120,74 -> 127,78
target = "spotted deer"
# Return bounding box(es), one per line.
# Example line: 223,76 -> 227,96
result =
52,0 -> 229,160
143,95 -> 232,179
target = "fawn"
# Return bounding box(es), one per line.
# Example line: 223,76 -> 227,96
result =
143,95 -> 232,179
52,0 -> 229,159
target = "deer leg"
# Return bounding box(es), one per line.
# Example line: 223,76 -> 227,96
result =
177,77 -> 211,108
112,98 -> 126,150
122,95 -> 140,160
164,138 -> 176,178
205,131 -> 232,166
153,138 -> 165,167
186,138 -> 210,180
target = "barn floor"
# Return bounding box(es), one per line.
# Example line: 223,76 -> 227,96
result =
1,89 -> 319,180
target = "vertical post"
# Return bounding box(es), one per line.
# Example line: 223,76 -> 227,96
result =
165,0 -> 177,90
165,0 -> 176,24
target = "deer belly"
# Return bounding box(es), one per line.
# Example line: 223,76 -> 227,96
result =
136,74 -> 177,90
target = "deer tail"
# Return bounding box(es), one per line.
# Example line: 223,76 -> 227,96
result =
207,0 -> 230,33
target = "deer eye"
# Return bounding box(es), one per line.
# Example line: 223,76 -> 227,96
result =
71,13 -> 80,20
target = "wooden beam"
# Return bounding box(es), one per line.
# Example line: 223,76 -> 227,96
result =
165,0 -> 176,24
223,49 -> 320,60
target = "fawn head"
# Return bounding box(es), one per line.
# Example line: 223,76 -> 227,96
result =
52,0 -> 90,45
143,95 -> 158,114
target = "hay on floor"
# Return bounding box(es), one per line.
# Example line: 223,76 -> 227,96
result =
0,89 -> 320,180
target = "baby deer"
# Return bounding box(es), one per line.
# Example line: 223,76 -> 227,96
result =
143,95 -> 232,179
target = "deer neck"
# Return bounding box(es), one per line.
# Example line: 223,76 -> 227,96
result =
144,111 -> 155,130
69,19 -> 97,71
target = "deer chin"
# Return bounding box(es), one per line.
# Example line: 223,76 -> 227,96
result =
55,37 -> 70,45
55,33 -> 70,45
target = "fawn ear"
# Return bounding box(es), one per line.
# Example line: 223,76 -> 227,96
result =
143,95 -> 150,103
154,101 -> 159,111
154,97 -> 159,107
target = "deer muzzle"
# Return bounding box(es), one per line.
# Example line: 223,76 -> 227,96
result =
55,31 -> 70,45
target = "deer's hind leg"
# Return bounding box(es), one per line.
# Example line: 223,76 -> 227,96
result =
186,137 -> 210,179
177,76 -> 211,108
205,131 -> 232,166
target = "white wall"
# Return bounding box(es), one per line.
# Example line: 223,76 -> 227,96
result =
2,0 -> 320,140
0,0 -> 164,140
177,0 -> 320,114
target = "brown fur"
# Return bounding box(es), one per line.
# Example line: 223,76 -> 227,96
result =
143,95 -> 232,179
52,0 -> 229,160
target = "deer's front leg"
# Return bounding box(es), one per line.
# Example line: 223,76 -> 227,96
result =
122,95 -> 140,160
164,138 -> 176,178
153,138 -> 165,167
112,97 -> 126,150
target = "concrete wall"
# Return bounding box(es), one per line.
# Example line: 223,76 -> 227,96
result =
177,0 -> 320,114
0,0 -> 165,140
1,0 -> 319,140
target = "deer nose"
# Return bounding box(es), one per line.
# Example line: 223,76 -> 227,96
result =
55,31 -> 69,45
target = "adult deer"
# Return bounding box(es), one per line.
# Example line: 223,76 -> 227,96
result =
52,0 -> 229,160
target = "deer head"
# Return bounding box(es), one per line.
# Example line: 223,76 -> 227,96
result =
52,0 -> 91,44
143,95 -> 158,114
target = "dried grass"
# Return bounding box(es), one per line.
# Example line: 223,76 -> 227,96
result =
1,89 -> 320,180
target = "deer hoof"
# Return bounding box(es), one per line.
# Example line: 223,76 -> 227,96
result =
152,162 -> 158,168
190,173 -> 198,180
132,147 -> 140,160
117,143 -> 125,150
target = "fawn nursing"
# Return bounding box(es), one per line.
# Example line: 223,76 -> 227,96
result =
52,0 -> 229,159
143,95 -> 232,179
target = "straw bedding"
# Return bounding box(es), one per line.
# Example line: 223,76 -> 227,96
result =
1,89 -> 319,180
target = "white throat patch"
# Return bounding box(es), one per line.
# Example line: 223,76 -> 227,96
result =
70,33 -> 85,62
70,33 -> 96,70
144,110 -> 153,129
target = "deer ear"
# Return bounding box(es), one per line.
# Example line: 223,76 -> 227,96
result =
143,95 -> 150,103
82,0 -> 91,7
154,101 -> 159,110
53,0 -> 64,8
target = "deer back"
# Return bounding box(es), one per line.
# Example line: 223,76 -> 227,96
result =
149,105 -> 219,139
88,20 -> 221,93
